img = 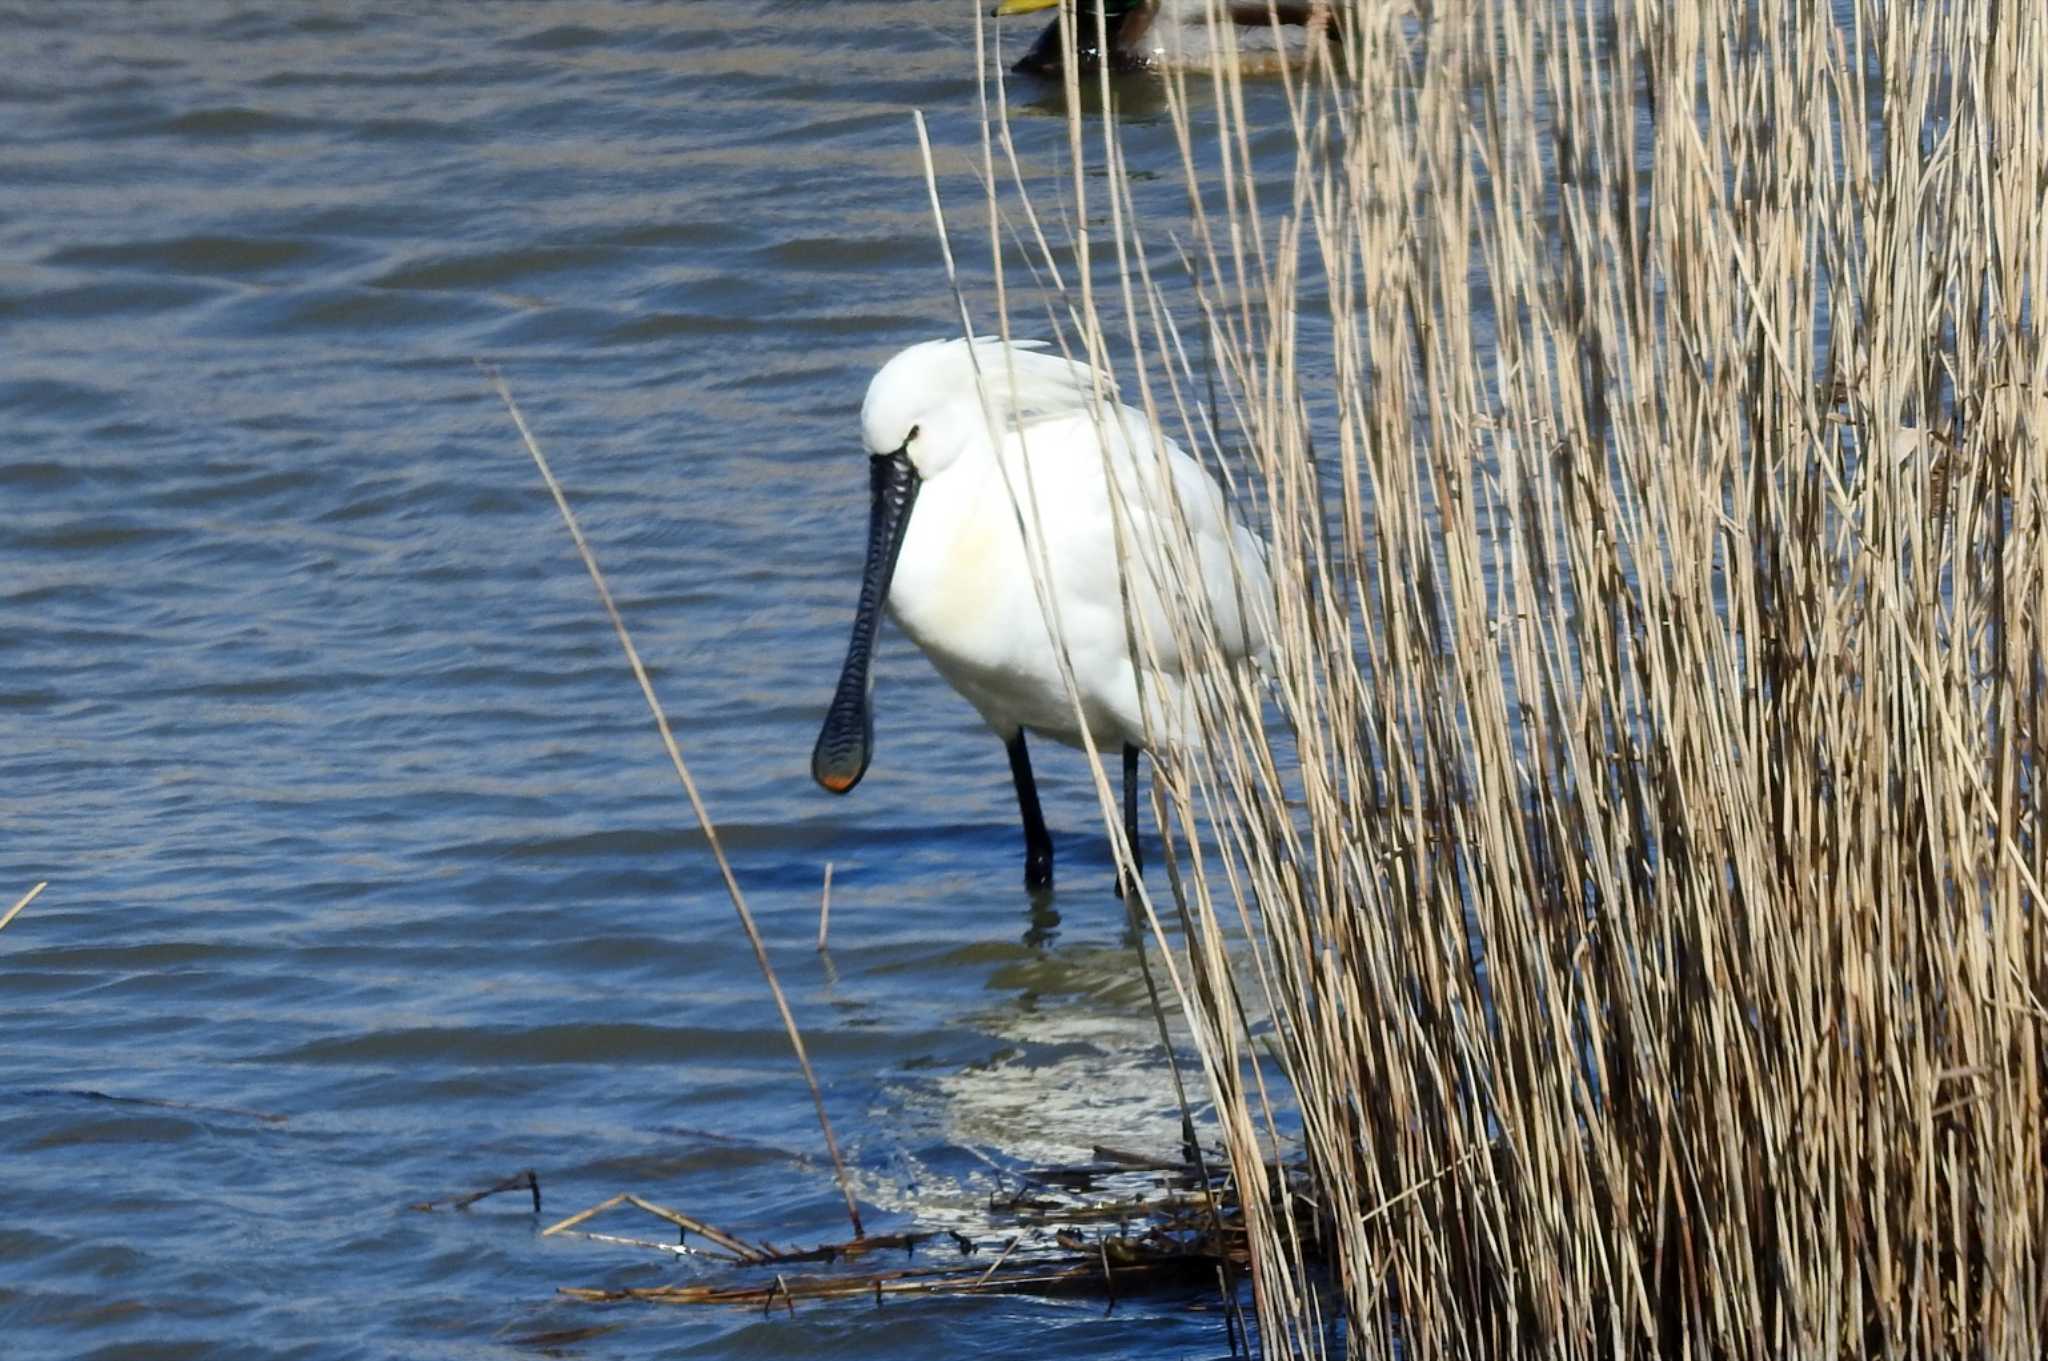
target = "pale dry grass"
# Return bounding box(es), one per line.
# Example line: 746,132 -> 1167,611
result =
962,0 -> 2047,1355
492,373 -> 866,1244
1,881 -> 47,934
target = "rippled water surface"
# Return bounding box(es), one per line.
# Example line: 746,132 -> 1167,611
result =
0,4 -> 1297,1356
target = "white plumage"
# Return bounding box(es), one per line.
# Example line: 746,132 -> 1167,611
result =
814,336 -> 1270,891
874,337 -> 1265,747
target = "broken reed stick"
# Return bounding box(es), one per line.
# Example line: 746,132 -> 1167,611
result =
554,1229 -> 707,1258
816,861 -> 833,951
410,1168 -> 541,1213
621,1194 -> 772,1263
1,881 -> 47,934
539,1192 -> 751,1262
488,371 -> 865,1242
542,1190 -> 922,1266
541,1193 -> 633,1238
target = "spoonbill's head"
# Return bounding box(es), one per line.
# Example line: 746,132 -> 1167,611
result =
811,345 -> 950,796
862,336 -> 1102,478
860,338 -> 989,480
814,338 -> 1100,796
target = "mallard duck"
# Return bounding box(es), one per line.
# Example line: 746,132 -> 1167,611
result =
993,0 -> 1333,77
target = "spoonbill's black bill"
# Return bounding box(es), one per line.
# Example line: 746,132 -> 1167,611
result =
812,337 -> 1270,893
811,449 -> 918,794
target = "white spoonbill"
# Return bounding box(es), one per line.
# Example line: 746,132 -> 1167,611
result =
811,337 -> 1269,892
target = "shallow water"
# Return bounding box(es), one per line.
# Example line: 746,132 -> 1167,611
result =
0,4 -> 1285,1356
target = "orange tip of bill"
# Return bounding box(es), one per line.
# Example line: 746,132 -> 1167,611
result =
993,0 -> 1061,15
817,770 -> 859,794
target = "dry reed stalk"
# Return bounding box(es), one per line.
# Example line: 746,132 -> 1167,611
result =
1,881 -> 47,934
490,373 -> 866,1243
957,0 -> 2046,1355
816,862 -> 833,951
922,87 -> 1260,1351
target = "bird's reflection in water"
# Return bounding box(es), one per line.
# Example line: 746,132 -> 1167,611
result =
1016,862 -> 1156,950
1009,75 -> 1172,123
1022,892 -> 1061,950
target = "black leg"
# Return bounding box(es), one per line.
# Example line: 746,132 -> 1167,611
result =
1006,731 -> 1055,891
1117,743 -> 1143,897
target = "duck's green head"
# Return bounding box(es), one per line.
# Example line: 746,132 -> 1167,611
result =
993,0 -> 1147,19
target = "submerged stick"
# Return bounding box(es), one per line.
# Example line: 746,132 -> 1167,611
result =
1,881 -> 47,934
488,370 -> 865,1242
410,1168 -> 541,1213
816,862 -> 833,952
26,1086 -> 287,1124
459,1168 -> 541,1212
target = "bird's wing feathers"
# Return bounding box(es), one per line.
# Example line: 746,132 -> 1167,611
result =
1004,402 -> 1269,676
960,337 -> 1269,671
962,337 -> 1113,430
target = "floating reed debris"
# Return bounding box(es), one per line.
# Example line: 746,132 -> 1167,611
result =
553,1150 -> 1266,1312
543,1192 -> 778,1263
559,1250 -> 1225,1309
410,1169 -> 541,1214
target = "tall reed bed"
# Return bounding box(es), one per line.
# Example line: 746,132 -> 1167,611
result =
960,0 -> 2045,1354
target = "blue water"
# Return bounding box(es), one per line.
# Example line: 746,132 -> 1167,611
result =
0,4 -> 1272,1356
